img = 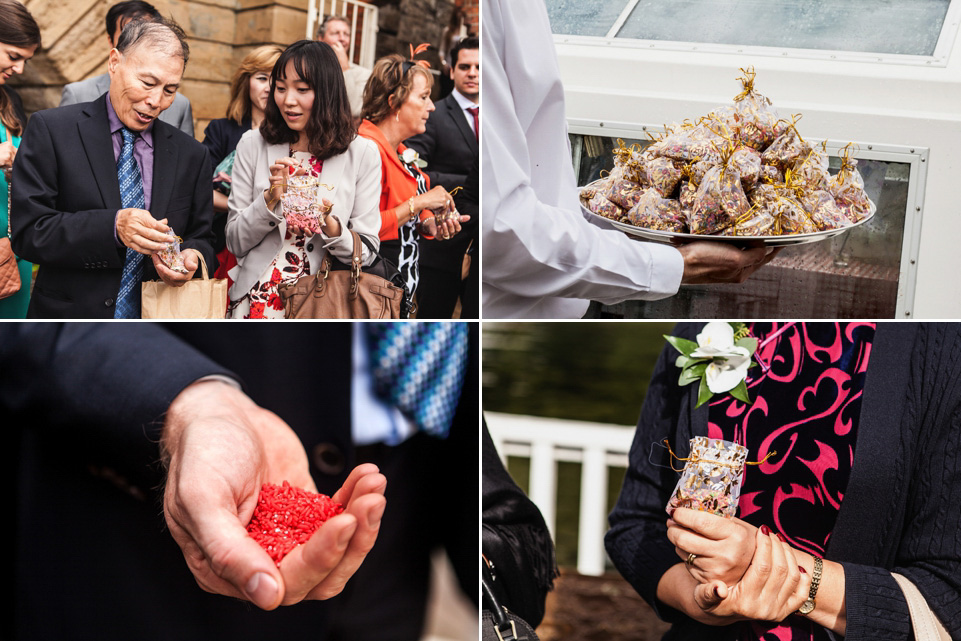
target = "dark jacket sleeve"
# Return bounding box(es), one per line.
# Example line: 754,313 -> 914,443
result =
842,324 -> 961,640
0,323 -> 235,486
175,141 -> 217,275
10,109 -> 123,269
604,323 -> 713,629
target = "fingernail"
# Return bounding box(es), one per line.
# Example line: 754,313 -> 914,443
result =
760,525 -> 771,535
799,566 -> 807,574
245,572 -> 279,609
776,533 -> 786,543
713,586 -> 721,598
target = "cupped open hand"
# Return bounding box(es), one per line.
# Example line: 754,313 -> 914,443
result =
161,380 -> 386,610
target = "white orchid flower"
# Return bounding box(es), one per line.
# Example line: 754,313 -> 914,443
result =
692,322 -> 752,393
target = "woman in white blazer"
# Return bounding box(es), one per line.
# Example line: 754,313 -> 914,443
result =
226,40 -> 381,318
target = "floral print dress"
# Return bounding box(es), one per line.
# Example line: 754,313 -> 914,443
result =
229,152 -> 323,319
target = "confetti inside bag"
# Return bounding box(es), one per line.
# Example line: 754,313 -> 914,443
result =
627,188 -> 687,232
733,68 -> 781,150
666,437 -> 748,518
728,146 -> 762,191
587,192 -> 625,220
646,156 -> 683,197
158,229 -> 188,273
829,147 -> 875,222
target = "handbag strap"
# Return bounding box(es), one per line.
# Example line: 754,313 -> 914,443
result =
483,557 -> 530,641
891,573 -> 951,641
3,124 -> 11,240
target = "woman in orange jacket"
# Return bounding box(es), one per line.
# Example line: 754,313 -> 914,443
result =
358,53 -> 467,310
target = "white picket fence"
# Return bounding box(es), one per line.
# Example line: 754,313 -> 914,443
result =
306,0 -> 379,68
485,412 -> 637,576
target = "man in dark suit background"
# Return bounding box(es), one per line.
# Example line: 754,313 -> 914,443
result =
3,322 -> 477,641
59,1 -> 195,137
11,17 -> 214,318
405,37 -> 479,319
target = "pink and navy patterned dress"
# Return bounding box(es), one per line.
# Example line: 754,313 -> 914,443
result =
708,322 -> 876,641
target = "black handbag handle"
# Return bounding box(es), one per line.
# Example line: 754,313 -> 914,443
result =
483,557 -> 528,641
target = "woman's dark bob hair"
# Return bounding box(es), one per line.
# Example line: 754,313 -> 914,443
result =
260,40 -> 355,159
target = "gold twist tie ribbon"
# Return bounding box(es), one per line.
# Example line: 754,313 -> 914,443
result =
280,181 -> 334,190
837,142 -> 860,184
734,66 -> 757,102
663,439 -> 777,473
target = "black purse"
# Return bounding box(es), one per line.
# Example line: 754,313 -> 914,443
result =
482,557 -> 540,641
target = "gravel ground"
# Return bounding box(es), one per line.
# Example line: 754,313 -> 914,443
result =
536,570 -> 671,641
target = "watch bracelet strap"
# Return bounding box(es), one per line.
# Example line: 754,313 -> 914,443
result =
809,556 -> 823,600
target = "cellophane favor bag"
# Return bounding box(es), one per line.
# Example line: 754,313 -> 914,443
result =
666,436 -> 748,518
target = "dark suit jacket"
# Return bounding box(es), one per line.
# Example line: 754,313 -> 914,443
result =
605,323 -> 961,641
10,97 -> 215,318
404,93 -> 478,274
2,323 -> 478,641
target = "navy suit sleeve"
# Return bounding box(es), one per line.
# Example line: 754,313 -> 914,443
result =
0,323 -> 235,483
166,139 -> 217,275
10,110 -> 123,269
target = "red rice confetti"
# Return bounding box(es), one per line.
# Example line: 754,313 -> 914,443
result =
246,481 -> 344,565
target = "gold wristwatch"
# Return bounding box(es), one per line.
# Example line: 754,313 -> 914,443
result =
797,556 -> 823,615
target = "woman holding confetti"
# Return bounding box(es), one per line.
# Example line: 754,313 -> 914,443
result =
358,50 -> 467,313
606,322 -> 960,640
226,40 -> 380,319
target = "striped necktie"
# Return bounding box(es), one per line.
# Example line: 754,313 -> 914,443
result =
366,323 -> 470,438
114,127 -> 146,319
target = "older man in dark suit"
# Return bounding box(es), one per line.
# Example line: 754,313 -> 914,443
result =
11,17 -> 214,318
405,37 -> 479,319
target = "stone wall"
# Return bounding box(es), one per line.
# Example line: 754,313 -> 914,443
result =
11,0 -> 474,139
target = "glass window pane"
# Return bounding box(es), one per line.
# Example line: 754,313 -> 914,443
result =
546,0 -> 952,56
570,134 -> 909,318
617,0 -> 950,55
545,0 -> 628,37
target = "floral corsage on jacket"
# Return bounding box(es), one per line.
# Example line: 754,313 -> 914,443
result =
665,322 -> 758,408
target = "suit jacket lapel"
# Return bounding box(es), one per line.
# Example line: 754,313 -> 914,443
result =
78,98 -> 122,210
151,123 -> 177,217
445,96 -> 477,154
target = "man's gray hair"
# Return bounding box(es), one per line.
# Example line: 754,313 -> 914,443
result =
316,14 -> 350,39
115,15 -> 190,66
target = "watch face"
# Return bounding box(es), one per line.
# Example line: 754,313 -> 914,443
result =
798,599 -> 816,615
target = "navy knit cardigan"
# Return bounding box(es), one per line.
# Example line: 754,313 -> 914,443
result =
606,323 -> 961,640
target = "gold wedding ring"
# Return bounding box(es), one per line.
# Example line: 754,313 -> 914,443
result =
686,553 -> 697,567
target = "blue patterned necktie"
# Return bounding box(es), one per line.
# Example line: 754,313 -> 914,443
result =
366,323 -> 470,439
114,127 -> 146,319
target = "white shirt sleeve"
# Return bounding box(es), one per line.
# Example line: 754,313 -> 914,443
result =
481,0 -> 684,319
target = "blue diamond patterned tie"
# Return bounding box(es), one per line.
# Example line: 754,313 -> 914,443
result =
114,127 -> 147,319
367,323 -> 470,439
